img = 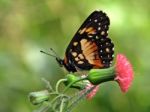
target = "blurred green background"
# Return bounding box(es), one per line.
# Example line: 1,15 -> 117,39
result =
0,0 -> 150,112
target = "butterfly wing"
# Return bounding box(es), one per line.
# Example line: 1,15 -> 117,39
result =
65,10 -> 114,71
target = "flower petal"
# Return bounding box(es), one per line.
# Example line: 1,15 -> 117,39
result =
115,54 -> 134,92
85,84 -> 99,100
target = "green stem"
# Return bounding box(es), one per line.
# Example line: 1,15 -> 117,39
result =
50,94 -> 69,112
48,92 -> 59,96
65,86 -> 97,112
36,102 -> 52,112
62,77 -> 87,93
50,94 -> 69,105
60,98 -> 65,112
41,78 -> 54,92
56,79 -> 67,93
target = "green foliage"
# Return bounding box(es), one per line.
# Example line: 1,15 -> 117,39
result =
0,0 -> 150,112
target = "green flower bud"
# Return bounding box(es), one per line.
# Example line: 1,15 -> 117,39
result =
87,67 -> 115,85
64,74 -> 86,90
29,90 -> 49,105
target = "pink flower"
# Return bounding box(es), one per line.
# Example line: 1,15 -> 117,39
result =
115,54 -> 134,93
85,84 -> 99,100
80,75 -> 99,100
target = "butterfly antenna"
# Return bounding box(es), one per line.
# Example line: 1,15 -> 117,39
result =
40,50 -> 57,58
49,48 -> 60,58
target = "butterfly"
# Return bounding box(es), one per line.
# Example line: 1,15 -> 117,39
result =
41,10 -> 114,73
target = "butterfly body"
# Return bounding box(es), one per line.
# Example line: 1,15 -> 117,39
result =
56,10 -> 114,73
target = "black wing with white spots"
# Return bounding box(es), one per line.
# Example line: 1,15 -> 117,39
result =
63,10 -> 114,72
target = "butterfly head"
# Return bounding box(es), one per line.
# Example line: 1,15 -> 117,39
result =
40,49 -> 76,72
56,57 -> 77,73
56,57 -> 64,67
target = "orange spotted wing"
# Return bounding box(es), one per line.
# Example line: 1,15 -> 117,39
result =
63,10 -> 114,72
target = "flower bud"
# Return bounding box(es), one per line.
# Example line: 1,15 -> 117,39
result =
29,90 -> 49,105
87,67 -> 115,85
64,74 -> 86,90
